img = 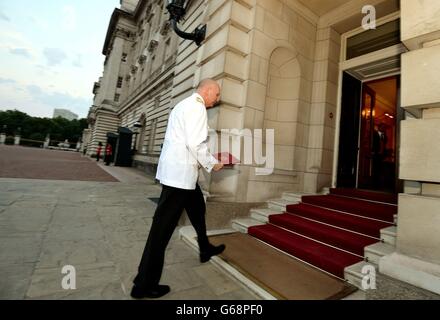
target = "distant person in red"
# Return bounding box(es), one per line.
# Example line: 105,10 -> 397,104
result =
96,142 -> 103,162
105,143 -> 113,166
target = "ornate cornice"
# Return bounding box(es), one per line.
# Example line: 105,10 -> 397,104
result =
130,65 -> 139,74
102,8 -> 134,55
115,27 -> 135,41
93,82 -> 101,95
138,54 -> 147,64
145,4 -> 154,21
160,20 -> 171,36
147,39 -> 159,52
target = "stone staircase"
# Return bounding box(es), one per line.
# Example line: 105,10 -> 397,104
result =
231,188 -> 398,291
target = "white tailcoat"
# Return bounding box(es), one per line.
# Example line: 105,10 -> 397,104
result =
156,93 -> 218,190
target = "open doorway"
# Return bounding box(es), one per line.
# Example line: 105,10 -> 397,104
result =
337,73 -> 401,193
357,76 -> 398,192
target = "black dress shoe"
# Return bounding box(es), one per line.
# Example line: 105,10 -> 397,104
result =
130,284 -> 170,299
200,244 -> 226,263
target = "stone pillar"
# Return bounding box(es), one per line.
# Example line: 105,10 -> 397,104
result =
0,124 -> 5,144
379,0 -> 440,296
306,26 -> 341,193
44,135 -> 50,149
14,135 -> 20,146
193,0 -> 254,202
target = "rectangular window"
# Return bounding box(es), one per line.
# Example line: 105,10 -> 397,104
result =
148,118 -> 158,153
150,55 -> 156,75
114,94 -> 120,103
164,38 -> 171,62
346,19 -> 400,60
117,77 -> 123,88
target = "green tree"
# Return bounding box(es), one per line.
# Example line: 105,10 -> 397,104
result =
0,109 -> 88,144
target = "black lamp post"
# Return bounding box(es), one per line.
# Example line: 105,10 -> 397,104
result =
166,0 -> 206,46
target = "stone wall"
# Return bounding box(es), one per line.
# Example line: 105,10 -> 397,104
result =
89,110 -> 120,156
378,0 -> 440,296
192,0 -> 340,202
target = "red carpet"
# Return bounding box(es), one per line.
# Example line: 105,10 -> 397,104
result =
286,203 -> 393,238
330,188 -> 398,204
269,214 -> 378,256
248,224 -> 363,278
301,194 -> 396,223
248,188 -> 397,279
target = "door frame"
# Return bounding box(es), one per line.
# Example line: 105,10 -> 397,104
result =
333,70 -> 403,190
331,13 -> 407,189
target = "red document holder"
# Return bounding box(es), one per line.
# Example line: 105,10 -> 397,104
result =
214,152 -> 240,167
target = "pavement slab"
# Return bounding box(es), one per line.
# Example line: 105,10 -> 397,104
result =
0,176 -> 256,300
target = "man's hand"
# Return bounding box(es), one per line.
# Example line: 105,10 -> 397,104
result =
213,163 -> 224,172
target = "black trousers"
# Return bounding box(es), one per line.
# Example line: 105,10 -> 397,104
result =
134,184 -> 210,289
104,155 -> 111,166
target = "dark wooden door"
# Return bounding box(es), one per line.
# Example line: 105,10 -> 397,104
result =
337,72 -> 362,188
357,86 -> 377,189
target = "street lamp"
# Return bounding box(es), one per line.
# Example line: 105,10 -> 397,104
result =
166,0 -> 206,46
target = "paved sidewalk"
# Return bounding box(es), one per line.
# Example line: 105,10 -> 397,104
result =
0,145 -> 117,182
0,175 -> 258,300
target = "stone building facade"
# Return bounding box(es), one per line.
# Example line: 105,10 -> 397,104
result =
84,0 -> 440,298
85,0 -> 179,172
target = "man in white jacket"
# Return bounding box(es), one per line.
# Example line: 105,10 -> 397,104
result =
131,79 -> 225,299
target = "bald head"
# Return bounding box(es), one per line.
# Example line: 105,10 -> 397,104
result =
197,79 -> 219,91
196,78 -> 221,108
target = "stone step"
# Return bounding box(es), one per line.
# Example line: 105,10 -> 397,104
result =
207,192 -> 236,202
179,226 -> 278,300
380,226 -> 397,246
231,218 -> 264,234
365,242 -> 395,265
344,261 -> 378,291
281,192 -> 304,203
267,198 -> 292,211
250,208 -> 283,223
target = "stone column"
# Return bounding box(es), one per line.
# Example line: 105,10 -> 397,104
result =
14,135 -> 20,146
0,125 -> 5,144
379,0 -> 440,296
44,134 -> 50,149
193,0 -> 254,203
306,26 -> 341,193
